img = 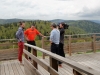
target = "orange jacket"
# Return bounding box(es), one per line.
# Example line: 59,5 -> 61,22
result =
24,28 -> 40,41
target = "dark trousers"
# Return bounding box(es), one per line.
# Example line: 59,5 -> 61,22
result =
58,43 -> 65,64
27,41 -> 36,59
51,43 -> 59,54
27,41 -> 36,52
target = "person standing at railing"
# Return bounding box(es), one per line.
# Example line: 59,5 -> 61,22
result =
16,21 -> 25,65
50,23 -> 60,55
58,22 -> 68,67
24,24 -> 45,60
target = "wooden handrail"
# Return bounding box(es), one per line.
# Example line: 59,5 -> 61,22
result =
42,33 -> 100,56
24,43 -> 100,75
64,33 -> 100,36
0,39 -> 16,41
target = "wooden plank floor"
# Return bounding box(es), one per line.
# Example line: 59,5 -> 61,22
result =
0,60 -> 25,75
67,52 -> 100,72
1,52 -> 100,75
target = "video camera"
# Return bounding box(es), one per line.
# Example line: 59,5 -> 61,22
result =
58,22 -> 69,29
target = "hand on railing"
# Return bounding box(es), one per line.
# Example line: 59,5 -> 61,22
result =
43,36 -> 46,38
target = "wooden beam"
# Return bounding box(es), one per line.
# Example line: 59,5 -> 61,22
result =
32,48 -> 37,69
68,36 -> 72,56
73,69 -> 82,75
42,37 -> 45,59
50,57 -> 58,72
92,34 -> 96,53
24,45 -> 28,59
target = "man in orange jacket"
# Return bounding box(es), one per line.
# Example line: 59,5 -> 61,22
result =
24,24 -> 44,60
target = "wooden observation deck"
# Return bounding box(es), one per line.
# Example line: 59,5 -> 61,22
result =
1,33 -> 100,75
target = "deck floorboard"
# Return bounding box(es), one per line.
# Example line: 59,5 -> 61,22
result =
1,53 -> 100,75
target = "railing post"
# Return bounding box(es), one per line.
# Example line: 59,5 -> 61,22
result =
73,69 -> 82,75
68,35 -> 72,56
13,41 -> 14,49
50,57 -> 58,75
92,34 -> 96,53
32,48 -> 37,69
42,37 -> 45,59
24,45 -> 28,59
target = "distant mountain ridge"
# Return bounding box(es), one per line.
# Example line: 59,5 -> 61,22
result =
50,19 -> 100,24
0,18 -> 100,24
66,20 -> 100,33
0,19 -> 23,24
90,20 -> 100,24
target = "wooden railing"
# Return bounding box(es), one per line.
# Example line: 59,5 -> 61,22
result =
0,33 -> 100,75
42,33 -> 100,56
0,39 -> 18,61
24,43 -> 100,75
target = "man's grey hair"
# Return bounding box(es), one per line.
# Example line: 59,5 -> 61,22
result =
51,23 -> 57,28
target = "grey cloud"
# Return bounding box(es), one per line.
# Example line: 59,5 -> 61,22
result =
17,1 -> 36,8
0,0 -> 100,20
0,0 -> 36,9
76,7 -> 100,17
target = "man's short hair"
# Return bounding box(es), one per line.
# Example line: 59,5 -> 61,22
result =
31,24 -> 35,26
51,23 -> 57,28
19,21 -> 25,25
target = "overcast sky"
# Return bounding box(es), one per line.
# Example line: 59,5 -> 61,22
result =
0,0 -> 100,20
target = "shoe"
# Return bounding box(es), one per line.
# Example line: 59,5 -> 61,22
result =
19,61 -> 24,66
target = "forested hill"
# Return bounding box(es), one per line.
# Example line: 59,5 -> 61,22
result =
0,20 -> 51,39
0,20 -> 100,39
65,20 -> 100,33
0,19 -> 23,24
50,20 -> 100,33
